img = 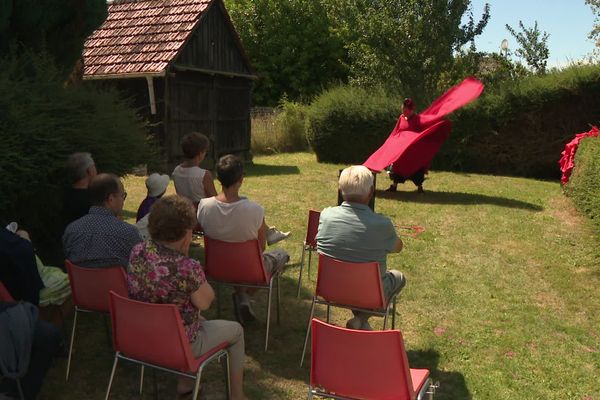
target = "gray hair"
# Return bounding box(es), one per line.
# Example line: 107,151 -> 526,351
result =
66,152 -> 95,183
339,165 -> 374,201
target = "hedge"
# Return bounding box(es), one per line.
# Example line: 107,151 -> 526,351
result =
0,54 -> 153,264
564,134 -> 600,232
306,86 -> 399,164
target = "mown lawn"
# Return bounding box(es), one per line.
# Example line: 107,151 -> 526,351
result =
41,152 -> 599,399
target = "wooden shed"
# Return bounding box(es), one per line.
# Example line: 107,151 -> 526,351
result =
83,0 -> 256,168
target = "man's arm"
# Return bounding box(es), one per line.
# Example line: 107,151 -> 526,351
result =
257,218 -> 268,252
391,237 -> 403,253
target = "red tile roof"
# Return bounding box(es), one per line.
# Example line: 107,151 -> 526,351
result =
83,0 -> 212,77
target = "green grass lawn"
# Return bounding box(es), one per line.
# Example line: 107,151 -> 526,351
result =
42,152 -> 599,399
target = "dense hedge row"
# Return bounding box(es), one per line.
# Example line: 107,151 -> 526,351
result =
0,55 -> 152,263
306,86 -> 399,164
564,135 -> 600,232
307,64 -> 600,178
438,64 -> 600,177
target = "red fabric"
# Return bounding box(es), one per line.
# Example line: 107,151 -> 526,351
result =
559,126 -> 599,185
363,77 -> 484,173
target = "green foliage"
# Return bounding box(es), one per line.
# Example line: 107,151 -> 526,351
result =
251,101 -> 309,154
587,0 -> 600,47
0,54 -> 152,261
0,0 -> 107,73
565,134 -> 600,232
437,64 -> 600,177
324,0 -> 490,103
306,85 -> 399,163
505,20 -> 550,74
224,0 -> 347,106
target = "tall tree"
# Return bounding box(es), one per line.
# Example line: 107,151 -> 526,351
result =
225,0 -> 348,106
0,0 -> 107,73
325,0 -> 490,103
587,0 -> 600,48
505,20 -> 550,74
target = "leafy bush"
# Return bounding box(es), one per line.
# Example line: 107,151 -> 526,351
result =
251,101 -> 309,154
564,135 -> 600,232
0,54 -> 152,263
436,64 -> 600,177
306,86 -> 399,163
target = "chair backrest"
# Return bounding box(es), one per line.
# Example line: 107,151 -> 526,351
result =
315,254 -> 386,310
0,281 -> 14,302
66,260 -> 128,312
311,318 -> 415,400
305,210 -> 321,248
203,236 -> 268,284
109,291 -> 195,372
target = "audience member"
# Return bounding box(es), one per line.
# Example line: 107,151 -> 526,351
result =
172,132 -> 218,206
136,173 -> 170,222
0,301 -> 63,400
197,155 -> 290,324
63,173 -> 142,269
128,195 -> 248,400
316,165 -> 406,330
63,152 -> 97,227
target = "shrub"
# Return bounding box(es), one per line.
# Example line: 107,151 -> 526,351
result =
306,86 -> 399,163
0,54 -> 153,263
437,64 -> 600,177
564,134 -> 600,232
251,100 -> 309,154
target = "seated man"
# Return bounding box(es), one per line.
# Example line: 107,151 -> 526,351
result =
63,152 -> 97,228
63,173 -> 142,269
316,165 -> 406,330
197,155 -> 290,324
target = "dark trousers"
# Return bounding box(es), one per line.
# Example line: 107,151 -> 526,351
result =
0,319 -> 62,399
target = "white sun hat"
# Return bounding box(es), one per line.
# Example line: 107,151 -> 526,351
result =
145,173 -> 170,197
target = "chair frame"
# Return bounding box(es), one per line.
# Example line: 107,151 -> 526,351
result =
296,210 -> 320,297
300,255 -> 398,366
204,236 -> 282,352
65,261 -> 127,381
104,292 -> 230,400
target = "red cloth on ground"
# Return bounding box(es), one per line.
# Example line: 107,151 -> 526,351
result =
363,77 -> 484,174
559,126 -> 599,185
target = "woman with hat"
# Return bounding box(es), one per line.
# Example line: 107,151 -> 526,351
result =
136,173 -> 170,222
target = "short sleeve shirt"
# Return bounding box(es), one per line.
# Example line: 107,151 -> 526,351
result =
128,241 -> 206,342
197,197 -> 264,242
172,165 -> 207,202
316,202 -> 398,275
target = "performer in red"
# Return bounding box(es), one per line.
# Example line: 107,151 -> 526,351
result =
364,77 -> 484,192
386,98 -> 426,192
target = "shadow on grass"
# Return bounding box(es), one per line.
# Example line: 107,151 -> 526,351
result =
408,349 -> 471,400
245,164 -> 300,177
376,189 -> 544,211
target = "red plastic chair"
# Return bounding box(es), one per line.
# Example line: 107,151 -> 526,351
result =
0,281 -> 15,302
296,210 -> 320,297
105,291 -> 230,400
301,254 -> 398,366
203,236 -> 282,351
65,260 -> 128,381
309,318 -> 434,400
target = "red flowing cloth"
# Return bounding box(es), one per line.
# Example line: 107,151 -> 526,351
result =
559,126 -> 599,185
363,77 -> 484,174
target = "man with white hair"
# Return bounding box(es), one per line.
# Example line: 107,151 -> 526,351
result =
316,165 -> 406,330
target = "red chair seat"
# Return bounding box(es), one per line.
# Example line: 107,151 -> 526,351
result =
410,368 -> 430,395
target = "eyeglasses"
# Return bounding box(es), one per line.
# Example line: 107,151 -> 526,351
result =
122,191 -> 128,200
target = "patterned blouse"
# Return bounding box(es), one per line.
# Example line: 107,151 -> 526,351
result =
128,240 -> 206,343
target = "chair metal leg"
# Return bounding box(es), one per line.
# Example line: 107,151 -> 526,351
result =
192,368 -> 203,400
383,311 -> 388,330
307,250 -> 313,278
65,309 -> 79,381
307,388 -> 314,399
392,297 -> 397,329
224,353 -> 231,400
297,245 -> 306,297
276,273 -> 281,325
300,299 -> 316,367
104,353 -> 119,400
264,280 -> 274,351
139,365 -> 145,395
16,378 -> 25,400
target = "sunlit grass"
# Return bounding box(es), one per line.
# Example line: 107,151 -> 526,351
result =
42,153 -> 600,399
